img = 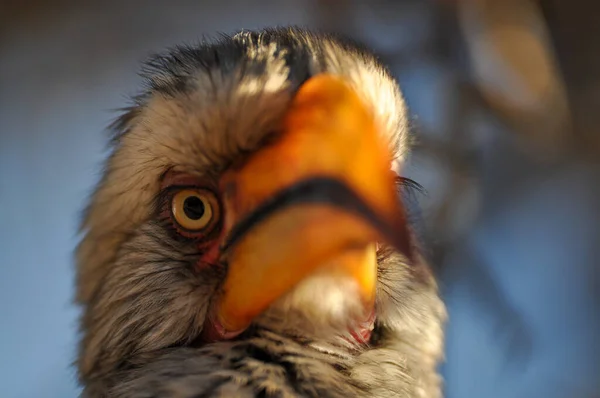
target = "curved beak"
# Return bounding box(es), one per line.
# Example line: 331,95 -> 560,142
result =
210,74 -> 411,336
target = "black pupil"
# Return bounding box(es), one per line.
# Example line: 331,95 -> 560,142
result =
183,196 -> 206,220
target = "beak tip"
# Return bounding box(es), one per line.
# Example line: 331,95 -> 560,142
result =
202,310 -> 246,343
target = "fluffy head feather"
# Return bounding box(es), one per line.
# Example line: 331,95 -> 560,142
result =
76,27 -> 446,397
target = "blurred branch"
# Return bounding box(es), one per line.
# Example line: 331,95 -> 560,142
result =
456,0 -> 572,160
539,0 -> 600,155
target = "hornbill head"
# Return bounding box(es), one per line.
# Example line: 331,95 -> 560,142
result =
76,27 -> 446,397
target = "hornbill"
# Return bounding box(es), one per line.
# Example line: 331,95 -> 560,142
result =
76,27 -> 446,397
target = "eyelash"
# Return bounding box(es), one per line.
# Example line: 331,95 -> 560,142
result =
395,176 -> 425,196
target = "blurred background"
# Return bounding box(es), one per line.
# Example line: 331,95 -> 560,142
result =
1,0 -> 599,397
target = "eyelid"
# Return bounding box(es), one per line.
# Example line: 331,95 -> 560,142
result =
161,170 -> 211,189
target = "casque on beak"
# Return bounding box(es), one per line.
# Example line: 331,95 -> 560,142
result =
206,74 -> 411,338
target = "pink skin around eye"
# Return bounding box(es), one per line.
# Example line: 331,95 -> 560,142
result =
160,170 -> 221,267
198,241 -> 221,267
160,169 -> 213,190
160,170 -> 242,341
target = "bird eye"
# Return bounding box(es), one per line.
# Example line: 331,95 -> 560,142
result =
171,189 -> 219,232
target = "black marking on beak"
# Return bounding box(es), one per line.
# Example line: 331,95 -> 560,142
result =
220,176 -> 412,259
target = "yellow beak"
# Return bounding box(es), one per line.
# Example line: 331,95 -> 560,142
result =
214,74 -> 411,334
